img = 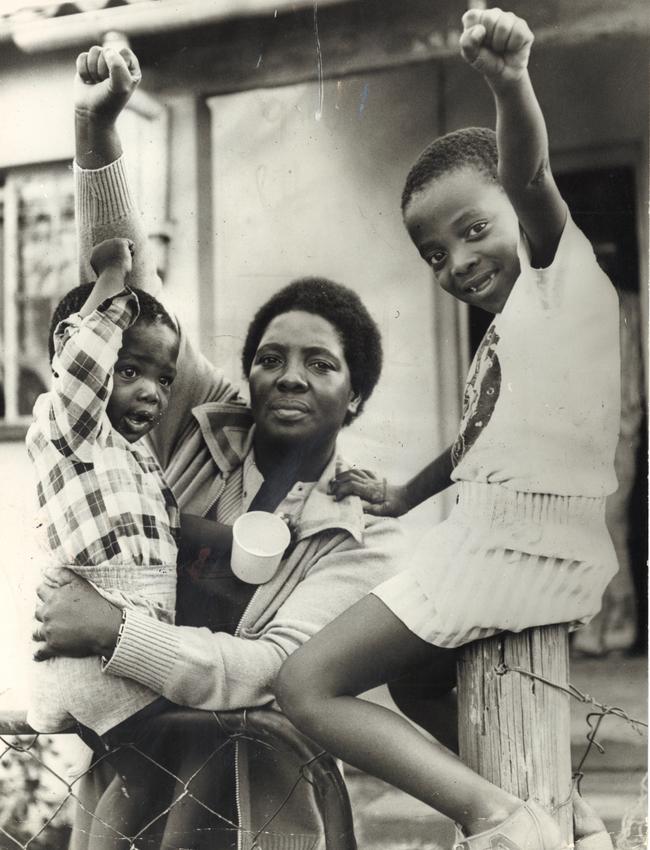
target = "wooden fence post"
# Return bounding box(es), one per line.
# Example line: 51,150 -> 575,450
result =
457,624 -> 574,844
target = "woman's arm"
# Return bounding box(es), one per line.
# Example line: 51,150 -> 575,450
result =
34,517 -> 404,710
109,515 -> 404,710
74,46 -> 160,294
72,45 -> 242,464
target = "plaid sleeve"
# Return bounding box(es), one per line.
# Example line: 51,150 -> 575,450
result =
47,289 -> 139,458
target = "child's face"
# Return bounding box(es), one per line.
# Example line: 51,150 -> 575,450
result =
107,320 -> 179,443
404,167 -> 520,314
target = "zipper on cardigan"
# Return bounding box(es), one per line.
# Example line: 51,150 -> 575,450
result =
204,466 -> 251,848
200,475 -> 250,845
235,739 -> 244,850
231,488 -> 310,849
234,590 -> 259,850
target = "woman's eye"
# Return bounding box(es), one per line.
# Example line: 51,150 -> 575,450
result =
311,360 -> 335,373
468,221 -> 488,238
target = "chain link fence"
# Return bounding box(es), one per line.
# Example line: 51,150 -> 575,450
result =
1,671 -> 647,850
0,707 -> 356,850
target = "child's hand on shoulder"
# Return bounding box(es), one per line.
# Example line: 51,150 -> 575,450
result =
328,469 -> 412,518
90,238 -> 135,278
460,8 -> 533,87
74,44 -> 142,125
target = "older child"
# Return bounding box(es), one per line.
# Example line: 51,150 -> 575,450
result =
277,8 -> 619,849
28,237 -> 183,848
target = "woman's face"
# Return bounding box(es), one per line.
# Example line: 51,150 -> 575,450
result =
248,310 -> 360,449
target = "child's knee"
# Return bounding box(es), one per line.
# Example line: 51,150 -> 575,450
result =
275,650 -> 325,727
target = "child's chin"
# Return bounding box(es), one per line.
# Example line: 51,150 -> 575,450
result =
119,425 -> 152,443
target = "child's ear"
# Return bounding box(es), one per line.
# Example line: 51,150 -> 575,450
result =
347,393 -> 362,417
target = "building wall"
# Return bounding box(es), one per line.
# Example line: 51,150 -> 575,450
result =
0,35 -> 647,523
0,47 -> 74,167
159,39 -> 648,521
204,68 -> 447,492
0,26 -> 647,700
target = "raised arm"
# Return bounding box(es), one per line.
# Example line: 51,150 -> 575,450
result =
79,237 -> 133,317
74,45 -> 160,294
38,242 -> 136,460
460,8 -> 566,267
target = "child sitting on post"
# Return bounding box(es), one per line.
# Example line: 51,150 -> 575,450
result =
277,8 -> 619,850
27,237 -> 182,849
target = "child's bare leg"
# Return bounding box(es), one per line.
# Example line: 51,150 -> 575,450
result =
277,594 -> 522,835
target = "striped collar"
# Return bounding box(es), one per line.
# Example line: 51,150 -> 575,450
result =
191,401 -> 364,544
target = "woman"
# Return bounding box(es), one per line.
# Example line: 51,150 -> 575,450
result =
33,46 -> 403,850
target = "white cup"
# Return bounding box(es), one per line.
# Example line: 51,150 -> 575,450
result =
231,511 -> 292,584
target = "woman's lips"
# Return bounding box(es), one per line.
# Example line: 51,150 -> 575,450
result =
269,399 -> 310,420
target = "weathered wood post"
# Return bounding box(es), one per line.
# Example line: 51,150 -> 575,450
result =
457,625 -> 574,843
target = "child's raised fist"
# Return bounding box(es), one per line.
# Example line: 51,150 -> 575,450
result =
460,8 -> 533,84
90,238 -> 135,278
74,45 -> 141,124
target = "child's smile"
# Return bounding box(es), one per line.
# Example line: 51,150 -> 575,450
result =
404,167 -> 521,314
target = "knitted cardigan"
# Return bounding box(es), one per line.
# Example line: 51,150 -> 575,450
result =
74,156 -> 404,849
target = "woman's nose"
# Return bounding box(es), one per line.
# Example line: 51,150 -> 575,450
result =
277,363 -> 308,391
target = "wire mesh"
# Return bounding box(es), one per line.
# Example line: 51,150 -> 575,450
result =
0,707 -> 356,850
0,665 -> 646,849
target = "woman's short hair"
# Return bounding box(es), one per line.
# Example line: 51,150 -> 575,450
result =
48,282 -> 176,363
242,277 -> 383,423
401,126 -> 499,213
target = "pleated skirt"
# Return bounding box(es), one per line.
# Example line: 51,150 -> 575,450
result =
373,481 -> 618,649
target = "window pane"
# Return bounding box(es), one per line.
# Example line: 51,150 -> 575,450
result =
13,165 -> 75,417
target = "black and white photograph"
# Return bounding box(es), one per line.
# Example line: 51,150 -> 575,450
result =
0,1 -> 647,849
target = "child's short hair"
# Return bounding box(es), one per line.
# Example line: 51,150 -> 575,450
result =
401,127 -> 499,213
48,283 -> 177,363
241,276 -> 382,424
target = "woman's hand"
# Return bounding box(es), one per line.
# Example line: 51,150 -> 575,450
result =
33,568 -> 122,662
74,45 -> 141,126
328,469 -> 412,517
74,45 -> 142,169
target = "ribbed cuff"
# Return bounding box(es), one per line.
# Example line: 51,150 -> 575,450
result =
103,608 -> 179,693
74,155 -> 135,226
242,834 -> 326,850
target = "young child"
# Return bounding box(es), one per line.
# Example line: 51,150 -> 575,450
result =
277,9 -> 619,850
27,237 -> 181,849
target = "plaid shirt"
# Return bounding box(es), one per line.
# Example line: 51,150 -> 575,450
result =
26,291 -> 179,585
